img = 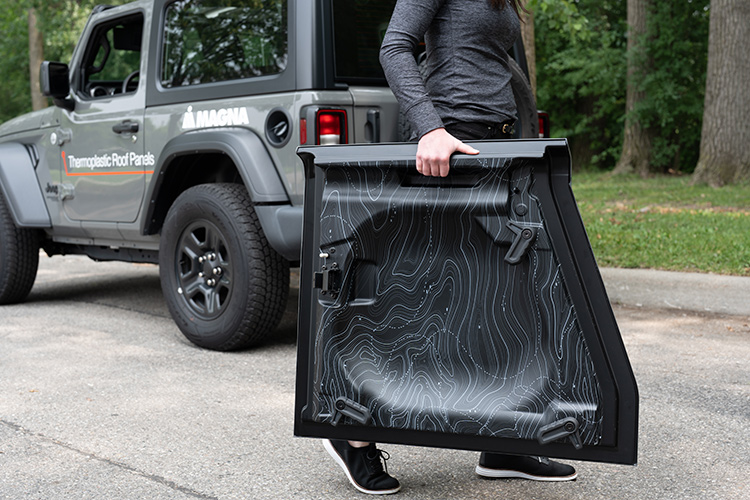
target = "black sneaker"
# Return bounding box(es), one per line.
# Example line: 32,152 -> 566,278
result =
323,440 -> 401,495
476,453 -> 577,481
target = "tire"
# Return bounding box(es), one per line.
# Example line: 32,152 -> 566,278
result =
0,192 -> 39,304
398,55 -> 539,140
159,183 -> 289,351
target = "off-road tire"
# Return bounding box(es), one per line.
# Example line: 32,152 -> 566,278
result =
398,56 -> 539,140
0,192 -> 39,304
159,183 -> 289,351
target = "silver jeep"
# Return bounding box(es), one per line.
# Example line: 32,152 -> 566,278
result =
0,0 -> 539,350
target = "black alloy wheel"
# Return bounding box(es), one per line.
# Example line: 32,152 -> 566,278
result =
159,183 -> 289,350
174,218 -> 233,321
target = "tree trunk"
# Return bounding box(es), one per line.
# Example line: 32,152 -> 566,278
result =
691,0 -> 750,186
28,8 -> 47,111
613,0 -> 653,176
520,6 -> 536,100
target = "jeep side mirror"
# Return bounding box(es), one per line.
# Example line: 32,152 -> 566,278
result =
40,61 -> 69,98
40,61 -> 75,111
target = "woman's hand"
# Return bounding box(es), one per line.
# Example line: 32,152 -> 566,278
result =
416,128 -> 479,177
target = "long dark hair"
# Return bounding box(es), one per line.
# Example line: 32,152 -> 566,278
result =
489,0 -> 529,17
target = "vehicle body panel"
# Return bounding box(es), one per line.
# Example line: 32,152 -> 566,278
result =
0,143 -> 50,227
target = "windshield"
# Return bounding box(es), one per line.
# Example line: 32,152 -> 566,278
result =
331,0 -> 397,84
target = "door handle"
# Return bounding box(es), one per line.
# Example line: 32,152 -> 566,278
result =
365,109 -> 380,143
112,120 -> 139,134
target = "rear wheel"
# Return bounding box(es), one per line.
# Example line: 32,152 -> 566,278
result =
0,192 -> 39,304
159,183 -> 289,351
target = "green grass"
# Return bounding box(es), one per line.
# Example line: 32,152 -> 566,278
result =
571,172 -> 750,276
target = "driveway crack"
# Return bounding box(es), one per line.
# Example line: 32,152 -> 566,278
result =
0,419 -> 217,500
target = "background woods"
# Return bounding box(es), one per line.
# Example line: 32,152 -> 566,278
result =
0,0 -> 130,120
516,0 -> 745,186
0,0 -> 746,185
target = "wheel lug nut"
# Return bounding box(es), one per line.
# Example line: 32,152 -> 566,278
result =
213,267 -> 223,276
198,256 -> 205,263
206,278 -> 216,287
198,272 -> 205,278
208,253 -> 217,261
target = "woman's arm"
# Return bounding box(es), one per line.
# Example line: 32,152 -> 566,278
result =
379,0 -> 478,177
379,0 -> 444,139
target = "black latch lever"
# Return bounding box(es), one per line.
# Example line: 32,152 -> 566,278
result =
505,221 -> 539,265
537,417 -> 583,450
332,397 -> 371,426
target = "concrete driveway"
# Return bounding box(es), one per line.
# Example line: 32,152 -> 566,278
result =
1,255 -> 748,499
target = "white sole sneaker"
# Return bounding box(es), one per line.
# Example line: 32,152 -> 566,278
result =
323,440 -> 402,495
475,464 -> 578,482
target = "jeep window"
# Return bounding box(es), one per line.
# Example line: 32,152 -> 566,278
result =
331,0 -> 397,85
161,0 -> 288,88
82,15 -> 143,98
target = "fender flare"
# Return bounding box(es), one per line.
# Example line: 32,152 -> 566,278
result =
143,128 -> 301,261
0,142 -> 51,228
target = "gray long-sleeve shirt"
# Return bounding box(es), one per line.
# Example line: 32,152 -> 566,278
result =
379,0 -> 520,139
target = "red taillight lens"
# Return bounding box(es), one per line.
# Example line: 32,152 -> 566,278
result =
318,113 -> 339,136
316,110 -> 348,145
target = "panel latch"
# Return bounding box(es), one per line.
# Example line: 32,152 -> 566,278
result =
505,221 -> 539,265
314,266 -> 340,295
332,397 -> 371,426
537,417 -> 583,450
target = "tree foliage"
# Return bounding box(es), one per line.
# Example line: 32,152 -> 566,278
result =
0,1 -> 34,123
0,0 -> 130,123
532,0 -> 711,173
635,0 -> 710,173
534,0 -> 628,169
529,0 -> 592,42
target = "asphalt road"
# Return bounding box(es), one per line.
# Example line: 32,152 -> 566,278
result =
1,255 -> 748,500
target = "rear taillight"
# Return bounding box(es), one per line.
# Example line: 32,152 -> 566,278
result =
316,110 -> 348,145
537,111 -> 550,138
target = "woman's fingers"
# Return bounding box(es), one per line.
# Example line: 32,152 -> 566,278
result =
417,128 -> 480,177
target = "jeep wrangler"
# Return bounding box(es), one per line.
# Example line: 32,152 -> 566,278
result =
0,0 -> 540,350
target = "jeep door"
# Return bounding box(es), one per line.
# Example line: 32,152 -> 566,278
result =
295,140 -> 638,465
55,11 -> 148,224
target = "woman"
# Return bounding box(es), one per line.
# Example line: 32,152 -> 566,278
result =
383,0 -> 522,176
323,0 -> 577,494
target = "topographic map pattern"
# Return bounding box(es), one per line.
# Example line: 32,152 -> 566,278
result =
304,157 -> 603,445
